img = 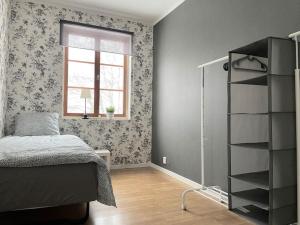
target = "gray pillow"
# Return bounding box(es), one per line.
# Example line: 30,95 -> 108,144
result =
14,112 -> 60,136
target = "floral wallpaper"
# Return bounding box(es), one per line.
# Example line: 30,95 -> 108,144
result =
6,0 -> 153,166
0,0 -> 10,137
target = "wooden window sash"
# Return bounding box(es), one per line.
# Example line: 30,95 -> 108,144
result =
64,47 -> 128,118
94,51 -> 100,116
100,63 -> 124,68
99,55 -> 128,117
68,86 -> 94,89
68,59 -> 95,64
123,55 -> 128,117
100,88 -> 124,92
63,47 -> 69,116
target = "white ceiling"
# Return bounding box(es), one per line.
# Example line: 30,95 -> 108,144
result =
41,0 -> 185,24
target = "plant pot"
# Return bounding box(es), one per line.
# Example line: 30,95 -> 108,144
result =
106,112 -> 114,119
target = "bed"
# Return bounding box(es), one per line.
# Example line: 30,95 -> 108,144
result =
0,134 -> 116,223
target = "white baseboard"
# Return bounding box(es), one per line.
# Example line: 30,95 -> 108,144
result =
150,163 -> 228,207
111,162 -> 150,170
149,163 -> 201,188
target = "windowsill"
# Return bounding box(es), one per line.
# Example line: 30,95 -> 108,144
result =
62,116 -> 131,121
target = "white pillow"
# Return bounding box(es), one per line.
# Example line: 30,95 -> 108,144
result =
14,112 -> 60,136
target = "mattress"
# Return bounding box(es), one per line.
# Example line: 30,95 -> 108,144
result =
0,135 -> 116,212
0,163 -> 97,212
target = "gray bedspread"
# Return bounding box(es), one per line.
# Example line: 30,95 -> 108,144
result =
0,135 -> 116,206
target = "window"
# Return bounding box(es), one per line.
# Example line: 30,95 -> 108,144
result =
64,47 -> 129,117
60,21 -> 132,118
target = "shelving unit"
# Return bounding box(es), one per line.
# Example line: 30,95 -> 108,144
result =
229,75 -> 268,85
228,37 -> 297,225
230,142 -> 269,150
231,189 -> 269,210
232,205 -> 269,225
231,171 -> 269,190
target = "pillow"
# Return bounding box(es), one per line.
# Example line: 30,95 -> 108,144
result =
14,112 -> 60,136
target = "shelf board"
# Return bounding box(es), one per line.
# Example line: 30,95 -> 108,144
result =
230,143 -> 297,152
229,37 -> 268,57
231,189 -> 269,210
229,75 -> 268,86
228,112 -> 295,115
231,205 -> 268,225
228,113 -> 268,115
230,171 -> 269,190
230,142 -> 269,150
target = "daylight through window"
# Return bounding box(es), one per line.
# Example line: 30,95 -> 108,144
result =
60,21 -> 132,118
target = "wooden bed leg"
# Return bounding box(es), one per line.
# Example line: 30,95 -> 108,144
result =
43,202 -> 90,225
70,202 -> 89,225
33,202 -> 90,225
51,202 -> 90,225
81,202 -> 90,224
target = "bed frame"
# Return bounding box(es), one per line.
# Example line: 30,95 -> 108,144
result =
0,163 -> 97,225
1,202 -> 90,225
40,202 -> 90,225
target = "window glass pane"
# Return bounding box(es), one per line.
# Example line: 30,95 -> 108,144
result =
67,88 -> 94,114
68,62 -> 94,88
101,52 -> 124,66
100,65 -> 124,90
69,47 -> 95,62
100,91 -> 123,115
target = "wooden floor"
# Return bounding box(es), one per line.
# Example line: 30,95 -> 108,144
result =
1,167 -> 253,225
86,167 -> 252,225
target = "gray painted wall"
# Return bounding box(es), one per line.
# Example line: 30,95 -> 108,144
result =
152,0 -> 300,184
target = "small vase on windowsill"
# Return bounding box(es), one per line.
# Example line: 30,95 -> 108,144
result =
106,106 -> 115,120
106,112 -> 114,120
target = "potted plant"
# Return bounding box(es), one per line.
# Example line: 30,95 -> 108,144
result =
106,106 -> 115,119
